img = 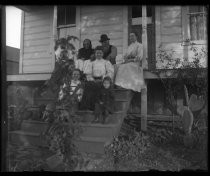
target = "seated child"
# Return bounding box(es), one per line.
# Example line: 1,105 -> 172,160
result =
58,69 -> 84,111
92,76 -> 115,124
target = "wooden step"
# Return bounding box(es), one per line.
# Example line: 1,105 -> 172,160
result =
79,123 -> 118,138
75,111 -> 123,123
9,130 -> 46,147
74,136 -> 112,154
113,89 -> 133,100
21,120 -> 48,133
114,99 -> 128,111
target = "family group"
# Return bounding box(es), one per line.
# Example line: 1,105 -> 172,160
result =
44,33 -> 145,124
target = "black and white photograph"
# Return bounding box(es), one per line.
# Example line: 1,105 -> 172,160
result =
1,5 -> 208,171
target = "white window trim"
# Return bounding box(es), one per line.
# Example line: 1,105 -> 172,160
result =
57,24 -> 76,29
182,6 -> 207,45
57,6 -> 77,28
132,17 -> 152,25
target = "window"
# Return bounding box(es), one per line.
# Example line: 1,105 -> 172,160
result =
188,6 -> 207,41
57,6 -> 76,26
132,6 -> 152,18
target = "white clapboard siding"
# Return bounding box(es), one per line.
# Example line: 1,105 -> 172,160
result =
81,24 -> 123,35
25,13 -> 51,22
24,32 -> 51,41
23,65 -> 52,73
24,45 -> 51,53
161,34 -> 183,43
156,6 -> 183,69
24,38 -> 51,47
23,52 -> 51,60
80,6 -> 124,55
23,58 -> 52,66
22,7 -> 53,74
81,31 -> 123,42
24,26 -> 51,35
161,26 -> 182,35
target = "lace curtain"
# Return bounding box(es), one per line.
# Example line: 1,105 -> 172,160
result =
189,6 -> 207,41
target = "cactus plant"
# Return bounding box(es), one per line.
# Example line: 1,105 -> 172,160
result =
188,94 -> 205,112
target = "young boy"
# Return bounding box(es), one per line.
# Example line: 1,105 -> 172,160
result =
92,76 -> 115,124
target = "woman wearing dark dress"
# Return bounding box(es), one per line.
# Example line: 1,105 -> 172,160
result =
75,39 -> 95,72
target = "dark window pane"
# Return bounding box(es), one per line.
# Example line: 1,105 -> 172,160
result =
132,6 -> 152,18
57,6 -> 66,26
146,6 -> 152,17
132,6 -> 142,18
66,6 -> 76,25
189,6 -> 204,13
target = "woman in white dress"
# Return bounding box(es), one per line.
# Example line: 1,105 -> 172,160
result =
79,46 -> 114,110
114,32 -> 145,92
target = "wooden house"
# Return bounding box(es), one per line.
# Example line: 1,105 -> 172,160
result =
7,5 -> 207,133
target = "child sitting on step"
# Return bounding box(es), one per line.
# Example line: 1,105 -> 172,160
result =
92,76 -> 115,124
58,69 -> 84,112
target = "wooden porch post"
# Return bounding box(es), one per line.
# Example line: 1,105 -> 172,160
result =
141,6 -> 148,131
51,5 -> 58,70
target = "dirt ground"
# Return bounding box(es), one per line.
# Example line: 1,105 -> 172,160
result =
7,139 -> 207,172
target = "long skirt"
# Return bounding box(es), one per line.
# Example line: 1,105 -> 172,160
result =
114,62 -> 145,92
79,81 -> 101,111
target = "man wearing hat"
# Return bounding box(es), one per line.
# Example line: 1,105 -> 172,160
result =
99,34 -> 117,65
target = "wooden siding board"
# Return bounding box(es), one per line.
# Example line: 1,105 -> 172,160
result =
24,7 -> 51,17
155,6 -> 161,50
161,26 -> 182,35
24,25 -> 51,35
81,17 -> 123,28
81,32 -> 123,41
24,45 -> 51,53
23,59 -> 52,66
23,65 -> 52,73
23,52 -> 50,60
160,19 -> 181,28
24,32 -> 50,40
81,24 -> 123,35
24,20 -> 51,28
25,13 -> 51,22
160,6 -> 181,12
161,34 -> 183,43
24,38 -> 50,47
160,9 -> 181,20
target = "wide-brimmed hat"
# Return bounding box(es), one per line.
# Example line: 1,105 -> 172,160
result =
99,34 -> 110,42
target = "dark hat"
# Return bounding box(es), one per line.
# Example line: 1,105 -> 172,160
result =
99,34 -> 110,43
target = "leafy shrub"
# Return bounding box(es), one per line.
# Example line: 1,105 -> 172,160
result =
104,131 -> 151,168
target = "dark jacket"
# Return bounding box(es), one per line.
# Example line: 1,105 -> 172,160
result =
96,87 -> 115,113
78,48 -> 94,60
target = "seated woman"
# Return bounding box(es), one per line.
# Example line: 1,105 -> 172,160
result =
75,39 -> 95,77
79,46 -> 114,111
114,32 -> 145,92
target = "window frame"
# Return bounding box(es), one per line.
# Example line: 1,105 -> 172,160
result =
57,6 -> 76,29
182,6 -> 207,45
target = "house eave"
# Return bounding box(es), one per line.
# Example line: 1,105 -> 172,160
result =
15,6 -> 34,12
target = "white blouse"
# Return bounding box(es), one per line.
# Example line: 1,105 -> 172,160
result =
58,80 -> 83,101
124,41 -> 143,61
83,59 -> 114,80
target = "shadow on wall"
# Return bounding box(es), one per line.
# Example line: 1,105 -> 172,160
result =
6,46 -> 20,75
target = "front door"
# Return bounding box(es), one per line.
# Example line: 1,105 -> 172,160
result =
128,6 -> 156,70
